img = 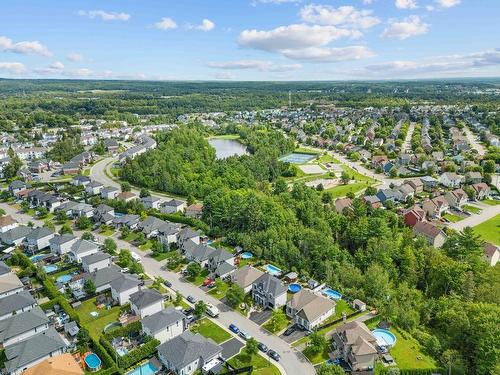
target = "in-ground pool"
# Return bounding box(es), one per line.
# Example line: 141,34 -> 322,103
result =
126,361 -> 158,375
265,264 -> 282,276
56,274 -> 72,283
322,288 -> 342,300
279,153 -> 317,164
116,347 -> 129,357
288,283 -> 302,293
372,329 -> 397,347
240,252 -> 253,259
84,353 -> 102,372
43,264 -> 58,273
29,254 -> 47,263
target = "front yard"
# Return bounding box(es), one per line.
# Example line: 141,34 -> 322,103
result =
473,214 -> 500,245
207,281 -> 230,300
190,318 -> 231,344
226,353 -> 281,375
443,213 -> 463,223
462,204 -> 481,214
187,269 -> 209,286
483,199 -> 500,206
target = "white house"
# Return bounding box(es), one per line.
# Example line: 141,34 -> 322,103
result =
0,215 -> 18,233
0,307 -> 49,348
0,272 -> 25,300
286,289 -> 336,331
439,172 -> 464,188
49,234 -> 78,255
251,273 -> 287,310
160,199 -> 186,214
141,195 -> 161,210
110,274 -> 141,305
68,239 -> 99,263
141,307 -> 186,344
130,289 -> 164,318
85,181 -> 104,196
24,227 -> 54,253
100,186 -> 120,200
0,291 -> 37,321
82,251 -> 111,272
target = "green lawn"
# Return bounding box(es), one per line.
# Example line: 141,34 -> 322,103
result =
207,281 -> 230,300
121,232 -> 140,242
151,251 -> 178,261
390,329 -> 437,369
318,154 -> 339,164
443,213 -> 463,223
187,269 -> 209,286
98,227 -> 115,236
262,316 -> 288,333
75,297 -> 121,340
303,345 -> 330,365
462,204 -> 481,214
294,147 -> 321,155
49,266 -> 79,281
483,199 -> 500,206
473,214 -> 500,245
226,353 -> 281,375
320,300 -> 355,326
138,240 -> 153,251
190,318 -> 231,344
208,134 -> 241,140
328,182 -> 371,198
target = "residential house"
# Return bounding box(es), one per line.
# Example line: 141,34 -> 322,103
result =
81,252 -> 111,272
465,171 -> 483,184
472,183 -> 491,200
0,215 -> 18,233
331,321 -> 378,373
138,216 -> 168,238
251,273 -> 287,310
8,180 -> 30,196
376,189 -> 402,203
61,162 -> 80,175
100,186 -> 119,200
231,265 -> 265,294
3,327 -> 67,375
404,179 -> 423,194
362,195 -> 381,209
484,243 -> 499,267
71,175 -> 90,187
78,265 -> 123,294
334,198 -> 352,214
423,196 -> 449,218
130,289 -> 164,318
141,307 -> 186,344
0,272 -> 24,300
85,181 -> 104,196
403,205 -> 426,227
444,189 -> 468,209
141,195 -> 161,210
158,221 -> 182,247
117,191 -> 137,202
286,289 -> 336,331
185,203 -> 203,219
207,248 -> 236,278
184,243 -> 216,268
24,227 -> 54,253
110,273 -> 141,305
439,172 -> 464,188
0,291 -> 36,321
177,228 -> 201,249
21,352 -> 83,375
0,306 -> 49,347
49,234 -> 77,255
420,176 -> 439,192
413,221 -> 447,248
93,204 -> 115,225
112,214 -> 140,230
160,199 -> 186,214
157,331 -> 222,375
397,183 -> 415,202
104,139 -> 120,155
0,226 -> 32,246
68,239 -> 99,263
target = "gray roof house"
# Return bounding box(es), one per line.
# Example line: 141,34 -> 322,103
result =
286,289 -> 336,331
0,272 -> 25,299
184,244 -> 216,267
142,307 -> 186,343
49,234 -> 78,255
81,251 -> 111,272
251,273 -> 287,310
0,261 -> 10,276
68,239 -> 99,263
0,290 -> 37,321
24,227 -> 54,253
100,186 -> 120,200
157,331 -> 222,375
160,199 -> 187,214
130,289 -> 164,318
112,214 -> 140,230
0,226 -> 32,246
110,273 -> 141,305
141,195 -> 161,209
231,265 -> 265,293
4,327 -> 67,375
138,216 -> 168,238
77,265 -> 123,293
0,306 -> 50,347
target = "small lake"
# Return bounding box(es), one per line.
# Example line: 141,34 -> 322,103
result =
208,138 -> 249,159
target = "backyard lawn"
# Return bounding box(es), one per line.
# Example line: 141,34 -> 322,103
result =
328,182 -> 372,198
443,213 -> 463,223
390,329 -> 437,369
226,353 -> 281,375
473,214 -> 500,245
75,297 -> 121,340
98,226 -> 114,236
462,204 -> 481,214
190,318 -> 231,344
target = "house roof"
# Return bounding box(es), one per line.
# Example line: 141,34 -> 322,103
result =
25,227 -> 54,241
232,265 -> 264,289
110,273 -> 140,293
130,289 -> 163,310
117,191 -> 136,200
0,215 -> 17,228
0,260 -> 10,276
0,272 -> 24,294
289,289 -> 335,323
101,186 -> 119,194
141,195 -> 161,204
253,273 -> 287,298
335,321 -> 376,346
351,336 -> 378,356
4,327 -> 66,373
163,199 -> 185,207
83,265 -> 123,289
141,307 -> 186,334
70,239 -> 99,255
81,251 -> 111,265
0,226 -> 32,243
0,306 -> 49,342
484,242 -> 499,259
413,221 -> 445,239
0,290 -> 36,318
209,248 -> 234,264
49,234 -> 77,246
22,353 -> 83,375
156,331 -> 222,370
138,216 -> 167,234
215,261 -> 236,276
335,198 -> 353,213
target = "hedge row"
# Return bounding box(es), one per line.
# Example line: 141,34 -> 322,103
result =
101,336 -> 159,370
103,321 -> 142,341
380,368 -> 445,375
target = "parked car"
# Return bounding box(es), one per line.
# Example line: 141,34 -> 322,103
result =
283,325 -> 296,336
183,308 -> 194,315
229,324 -> 240,334
163,280 -> 172,288
257,342 -> 268,353
187,295 -> 196,303
203,278 -> 214,286
206,303 -> 219,318
239,331 -> 252,341
268,350 -> 280,361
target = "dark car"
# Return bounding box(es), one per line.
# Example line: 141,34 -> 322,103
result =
163,280 -> 172,288
268,350 -> 280,361
187,295 -> 196,303
183,308 -> 194,315
229,324 -> 240,334
257,342 -> 268,353
283,325 -> 296,336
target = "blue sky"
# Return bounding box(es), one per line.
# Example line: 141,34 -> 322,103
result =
0,0 -> 499,80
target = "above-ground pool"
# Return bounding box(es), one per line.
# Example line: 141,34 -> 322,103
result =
56,274 -> 72,284
372,329 -> 397,347
279,153 -> 317,164
43,264 -> 58,273
84,353 -> 102,372
288,283 -> 302,293
240,252 -> 253,259
322,288 -> 342,300
265,264 -> 282,276
126,361 -> 158,375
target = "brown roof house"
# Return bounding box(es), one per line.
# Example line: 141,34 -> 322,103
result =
472,183 -> 491,200
413,221 -> 447,248
422,196 -> 449,218
335,198 -> 353,214
484,242 -> 499,267
444,188 -> 468,209
286,289 -> 335,331
0,215 -> 19,233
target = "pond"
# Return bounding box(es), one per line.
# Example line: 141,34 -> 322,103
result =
208,138 -> 249,159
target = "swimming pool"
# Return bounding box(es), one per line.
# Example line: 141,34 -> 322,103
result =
288,283 -> 302,293
279,153 -> 317,164
372,329 -> 397,347
29,254 -> 47,263
44,264 -> 58,273
240,252 -> 253,259
84,353 -> 102,372
56,274 -> 72,283
322,288 -> 342,300
126,361 -> 158,375
116,347 -> 129,356
265,264 -> 282,276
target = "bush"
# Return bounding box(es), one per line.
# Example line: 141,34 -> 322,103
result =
103,321 -> 142,341
116,338 -> 160,369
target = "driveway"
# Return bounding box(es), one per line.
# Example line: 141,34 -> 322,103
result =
280,326 -> 307,344
221,337 -> 245,359
249,309 -> 272,326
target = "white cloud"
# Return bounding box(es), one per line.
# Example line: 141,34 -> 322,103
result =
67,52 -> 83,62
436,0 -> 460,8
0,36 -> 52,56
188,19 -> 215,32
395,0 -> 418,9
34,61 -> 65,75
381,15 -> 429,39
78,10 -> 130,21
208,60 -> 301,72
282,45 -> 374,62
0,62 -> 26,74
300,4 -> 380,29
154,17 -> 177,30
214,72 -> 236,80
426,5 -> 435,11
